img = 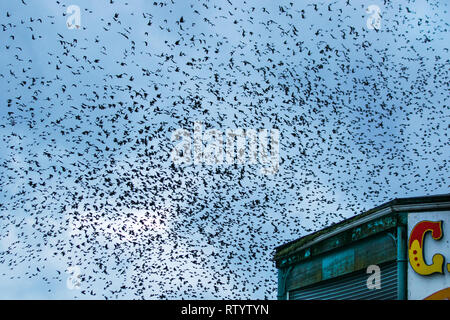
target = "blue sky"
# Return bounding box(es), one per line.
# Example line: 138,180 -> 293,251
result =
0,0 -> 449,299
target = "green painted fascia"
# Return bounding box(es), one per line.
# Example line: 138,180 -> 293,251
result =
274,194 -> 450,267
276,213 -> 400,268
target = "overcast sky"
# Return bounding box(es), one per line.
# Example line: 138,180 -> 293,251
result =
0,0 -> 448,299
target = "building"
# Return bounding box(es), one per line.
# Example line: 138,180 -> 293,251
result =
274,194 -> 450,300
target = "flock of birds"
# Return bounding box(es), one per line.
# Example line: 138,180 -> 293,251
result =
0,0 -> 448,299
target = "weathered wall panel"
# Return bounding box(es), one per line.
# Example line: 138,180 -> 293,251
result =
285,232 -> 396,291
289,261 -> 398,300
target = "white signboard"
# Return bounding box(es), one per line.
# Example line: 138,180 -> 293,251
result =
407,211 -> 450,300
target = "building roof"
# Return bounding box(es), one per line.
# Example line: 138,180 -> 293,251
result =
274,194 -> 450,263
